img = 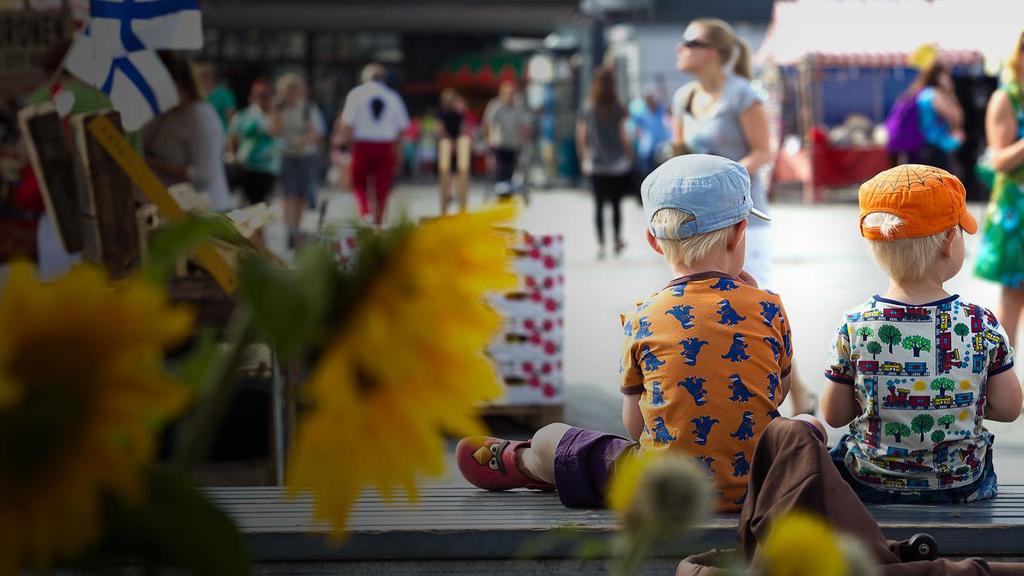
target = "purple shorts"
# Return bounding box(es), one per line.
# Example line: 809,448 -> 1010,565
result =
553,426 -> 640,508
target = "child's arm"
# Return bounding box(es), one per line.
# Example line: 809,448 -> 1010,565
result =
982,309 -> 1022,422
821,319 -> 857,427
985,369 -> 1023,422
623,394 -> 644,441
821,380 -> 858,428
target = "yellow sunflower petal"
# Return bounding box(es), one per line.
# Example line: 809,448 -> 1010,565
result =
288,205 -> 519,536
0,263 -> 193,573
759,511 -> 846,576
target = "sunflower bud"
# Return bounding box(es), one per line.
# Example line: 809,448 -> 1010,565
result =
610,451 -> 712,534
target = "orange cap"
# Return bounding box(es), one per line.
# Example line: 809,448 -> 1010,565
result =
858,164 -> 977,240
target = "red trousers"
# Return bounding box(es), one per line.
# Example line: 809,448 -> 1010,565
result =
350,141 -> 396,224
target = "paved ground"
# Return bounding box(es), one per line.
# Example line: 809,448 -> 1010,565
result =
273,182 -> 1024,482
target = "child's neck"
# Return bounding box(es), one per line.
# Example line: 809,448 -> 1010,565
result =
670,256 -> 735,281
882,277 -> 951,305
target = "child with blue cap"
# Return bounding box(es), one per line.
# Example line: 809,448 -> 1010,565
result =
456,154 -> 810,511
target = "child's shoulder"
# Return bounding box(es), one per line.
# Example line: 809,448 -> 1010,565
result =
836,297 -> 885,324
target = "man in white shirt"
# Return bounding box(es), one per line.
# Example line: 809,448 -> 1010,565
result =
337,63 -> 410,225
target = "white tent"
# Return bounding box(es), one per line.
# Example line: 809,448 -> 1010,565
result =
758,0 -> 1021,72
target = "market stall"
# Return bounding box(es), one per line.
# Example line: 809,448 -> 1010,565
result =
758,0 -> 989,202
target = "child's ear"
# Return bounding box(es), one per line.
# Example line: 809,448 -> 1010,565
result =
646,228 -> 664,255
941,227 -> 957,257
726,219 -> 748,251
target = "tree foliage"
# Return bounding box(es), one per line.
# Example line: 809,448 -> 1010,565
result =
911,414 -> 935,442
866,341 -> 882,358
878,324 -> 903,353
885,421 -> 911,442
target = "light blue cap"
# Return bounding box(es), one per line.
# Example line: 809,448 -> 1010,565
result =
641,154 -> 769,239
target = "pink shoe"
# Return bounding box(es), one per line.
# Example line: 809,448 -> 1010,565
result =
456,436 -> 554,491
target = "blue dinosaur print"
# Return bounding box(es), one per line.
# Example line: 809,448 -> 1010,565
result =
670,283 -> 687,297
694,455 -> 715,474
678,376 -> 708,406
716,299 -> 746,326
782,330 -> 792,356
759,300 -> 781,327
710,277 -> 738,291
766,372 -> 780,402
636,316 -> 653,339
731,451 -> 750,477
651,416 -> 677,444
635,300 -> 651,313
763,336 -> 782,362
679,337 -> 709,366
767,409 -> 782,419
665,305 -> 695,329
623,319 -> 634,337
731,411 -> 756,441
734,491 -> 747,506
691,415 -> 720,445
722,333 -> 751,362
650,381 -> 666,406
728,373 -> 754,403
640,345 -> 665,372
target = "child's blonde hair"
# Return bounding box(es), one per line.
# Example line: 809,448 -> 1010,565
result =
863,212 -> 956,281
651,208 -> 732,267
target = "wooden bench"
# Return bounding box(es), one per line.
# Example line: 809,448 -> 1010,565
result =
209,484 -> 1024,568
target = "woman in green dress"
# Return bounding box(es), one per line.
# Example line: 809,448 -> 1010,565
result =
976,30 -> 1024,347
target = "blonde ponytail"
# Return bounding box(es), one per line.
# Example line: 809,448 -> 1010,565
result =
731,38 -> 752,80
691,18 -> 752,79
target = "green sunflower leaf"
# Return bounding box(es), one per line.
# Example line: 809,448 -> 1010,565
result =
237,245 -> 337,361
143,215 -> 247,285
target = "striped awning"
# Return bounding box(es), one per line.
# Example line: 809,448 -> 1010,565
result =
803,50 -> 981,68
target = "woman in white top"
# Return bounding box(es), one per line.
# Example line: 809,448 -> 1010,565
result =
142,51 -> 233,212
672,19 -> 815,415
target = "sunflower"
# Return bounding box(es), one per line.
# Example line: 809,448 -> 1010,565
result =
0,263 -> 192,574
759,511 -> 846,576
287,204 -> 518,535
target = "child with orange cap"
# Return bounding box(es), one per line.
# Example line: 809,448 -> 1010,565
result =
821,164 -> 1022,503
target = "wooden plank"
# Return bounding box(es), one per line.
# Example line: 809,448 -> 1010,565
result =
206,485 -> 1024,561
17,103 -> 83,252
71,111 -> 139,276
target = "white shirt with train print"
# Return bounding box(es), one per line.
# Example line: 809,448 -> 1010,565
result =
825,295 -> 1013,491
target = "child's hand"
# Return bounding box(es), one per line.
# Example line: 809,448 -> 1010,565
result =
737,270 -> 759,288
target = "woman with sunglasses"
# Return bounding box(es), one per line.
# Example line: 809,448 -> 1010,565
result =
671,19 -> 816,416
976,30 -> 1024,350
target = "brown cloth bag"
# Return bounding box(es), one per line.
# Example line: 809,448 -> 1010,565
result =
676,418 -> 1020,576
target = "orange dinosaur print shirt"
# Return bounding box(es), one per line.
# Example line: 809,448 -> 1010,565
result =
620,271 -> 793,510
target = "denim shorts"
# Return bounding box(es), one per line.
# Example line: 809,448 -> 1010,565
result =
829,434 -> 997,504
280,154 -> 319,208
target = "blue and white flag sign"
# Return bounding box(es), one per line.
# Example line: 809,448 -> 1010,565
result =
66,34 -> 179,130
87,0 -> 203,56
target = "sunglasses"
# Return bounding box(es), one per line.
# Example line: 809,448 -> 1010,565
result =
682,39 -> 713,49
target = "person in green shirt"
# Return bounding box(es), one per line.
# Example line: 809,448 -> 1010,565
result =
226,78 -> 280,205
198,61 -> 237,131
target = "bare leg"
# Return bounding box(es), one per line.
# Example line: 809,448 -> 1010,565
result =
439,172 -> 452,215
516,422 -> 572,485
999,287 -> 1024,349
456,171 -> 469,212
